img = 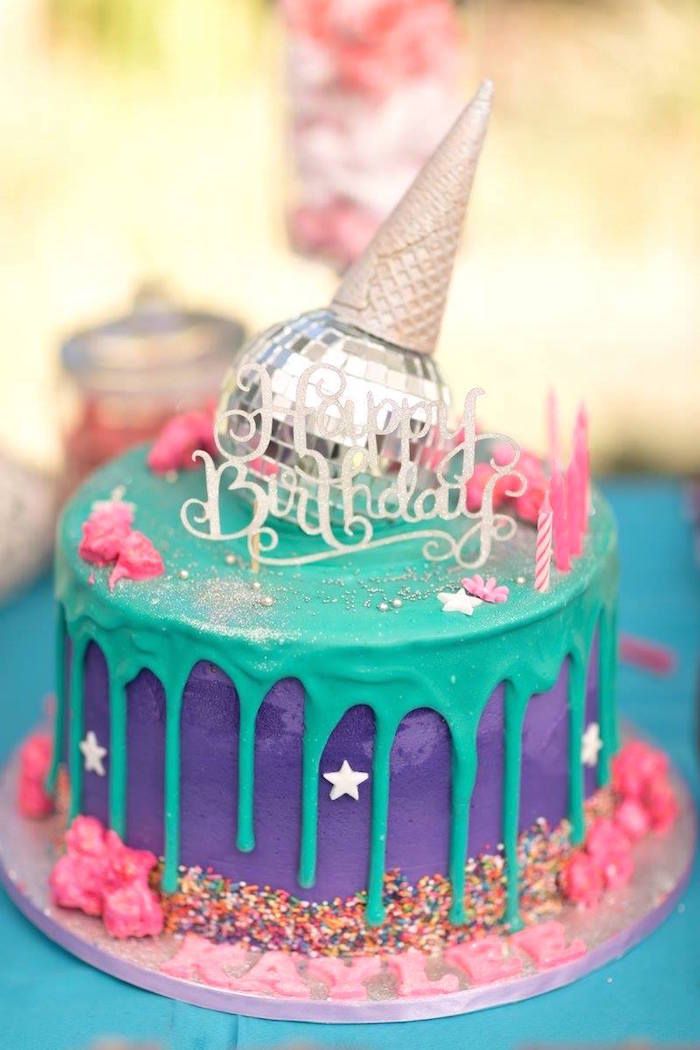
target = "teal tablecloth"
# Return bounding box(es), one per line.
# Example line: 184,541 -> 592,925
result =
1,480 -> 698,1049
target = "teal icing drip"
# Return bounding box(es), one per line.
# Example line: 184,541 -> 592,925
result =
46,604 -> 66,794
235,677 -> 266,854
502,680 -> 529,931
447,715 -> 481,925
567,653 -> 587,845
53,446 -> 620,926
107,662 -> 127,838
67,634 -> 88,821
365,712 -> 397,926
598,604 -> 619,786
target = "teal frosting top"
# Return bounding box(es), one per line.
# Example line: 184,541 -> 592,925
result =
51,446 -> 619,930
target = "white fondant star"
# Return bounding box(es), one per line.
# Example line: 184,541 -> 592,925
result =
323,759 -> 369,801
581,722 -> 603,767
79,730 -> 107,776
437,591 -> 483,616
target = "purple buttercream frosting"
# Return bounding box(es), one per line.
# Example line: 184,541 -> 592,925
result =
79,635 -> 601,901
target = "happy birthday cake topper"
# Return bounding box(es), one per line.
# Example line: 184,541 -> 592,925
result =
181,82 -> 527,569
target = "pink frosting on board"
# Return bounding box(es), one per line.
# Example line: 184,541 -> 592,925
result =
78,501 -> 164,589
78,501 -> 134,566
387,949 -> 459,997
512,921 -> 587,969
17,732 -> 54,819
50,816 -> 163,938
444,936 -> 523,984
230,952 -> 312,998
147,408 -> 217,475
305,955 -> 383,1000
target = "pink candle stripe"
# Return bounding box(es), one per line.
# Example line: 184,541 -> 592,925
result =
535,491 -> 553,592
550,467 -> 570,572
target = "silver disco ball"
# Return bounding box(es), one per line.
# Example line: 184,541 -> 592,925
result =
217,308 -> 451,526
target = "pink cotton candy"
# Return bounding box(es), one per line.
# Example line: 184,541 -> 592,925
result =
17,732 -> 54,819
108,531 -> 164,590
559,851 -> 604,908
103,881 -> 164,939
147,408 -> 217,475
78,502 -> 134,566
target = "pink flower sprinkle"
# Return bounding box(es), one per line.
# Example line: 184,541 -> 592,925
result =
17,732 -> 54,819
108,530 -> 164,590
462,574 -> 510,604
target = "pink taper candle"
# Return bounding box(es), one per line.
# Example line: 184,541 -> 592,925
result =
547,388 -> 561,471
550,467 -> 570,572
575,403 -> 590,531
535,490 -> 553,592
566,456 -> 583,557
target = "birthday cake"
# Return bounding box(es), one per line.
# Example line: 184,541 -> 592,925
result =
7,83 -> 688,1015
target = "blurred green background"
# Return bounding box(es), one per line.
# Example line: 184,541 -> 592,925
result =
1,0 -> 698,473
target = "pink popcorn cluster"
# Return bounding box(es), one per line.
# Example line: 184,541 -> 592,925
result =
49,816 -> 164,939
283,0 -> 460,268
560,740 -> 679,908
147,406 -> 217,475
79,501 -> 164,590
18,731 -> 54,819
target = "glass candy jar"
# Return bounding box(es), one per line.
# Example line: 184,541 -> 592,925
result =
60,286 -> 246,494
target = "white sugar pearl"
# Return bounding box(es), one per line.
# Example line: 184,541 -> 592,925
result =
377,601 -> 389,612
391,598 -> 402,609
